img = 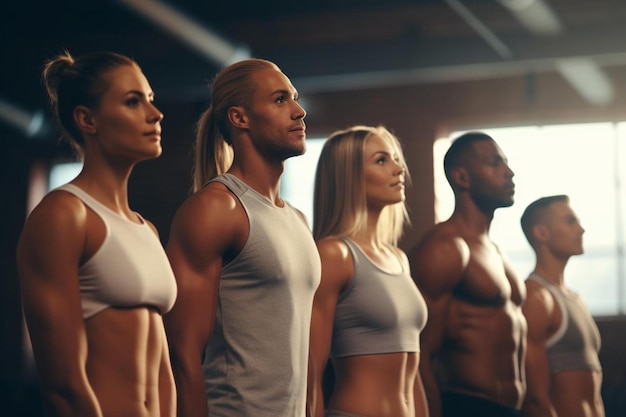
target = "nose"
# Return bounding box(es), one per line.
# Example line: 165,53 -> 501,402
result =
393,160 -> 405,176
149,102 -> 164,123
505,163 -> 514,178
293,100 -> 306,119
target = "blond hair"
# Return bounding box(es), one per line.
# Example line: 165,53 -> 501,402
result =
193,58 -> 280,191
313,125 -> 410,245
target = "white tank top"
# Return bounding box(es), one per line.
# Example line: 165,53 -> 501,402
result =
57,184 -> 177,318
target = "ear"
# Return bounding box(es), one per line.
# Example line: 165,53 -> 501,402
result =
450,167 -> 470,189
73,105 -> 97,135
533,224 -> 550,244
227,106 -> 248,129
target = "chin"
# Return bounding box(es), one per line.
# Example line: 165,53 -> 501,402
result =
284,146 -> 305,159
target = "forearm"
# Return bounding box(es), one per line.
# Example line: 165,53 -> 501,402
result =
306,358 -> 327,417
172,360 -> 209,417
312,389 -> 326,417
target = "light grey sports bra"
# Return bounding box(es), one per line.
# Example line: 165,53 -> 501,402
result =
58,184 -> 177,318
528,273 -> 601,373
330,238 -> 427,357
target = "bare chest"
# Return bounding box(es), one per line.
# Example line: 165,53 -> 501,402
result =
455,241 -> 524,306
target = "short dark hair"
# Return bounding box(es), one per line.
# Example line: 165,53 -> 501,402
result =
520,195 -> 569,246
443,132 -> 494,184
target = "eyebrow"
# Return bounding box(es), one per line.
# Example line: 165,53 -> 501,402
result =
272,89 -> 298,98
370,150 -> 395,158
126,89 -> 154,99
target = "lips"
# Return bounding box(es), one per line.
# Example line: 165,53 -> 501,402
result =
290,122 -> 306,133
144,130 -> 161,139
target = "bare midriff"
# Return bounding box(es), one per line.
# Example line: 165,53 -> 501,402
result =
84,307 -> 170,417
329,352 -> 419,417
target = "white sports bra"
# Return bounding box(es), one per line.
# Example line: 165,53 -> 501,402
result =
57,184 -> 177,318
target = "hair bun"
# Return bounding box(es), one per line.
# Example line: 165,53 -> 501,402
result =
42,50 -> 75,104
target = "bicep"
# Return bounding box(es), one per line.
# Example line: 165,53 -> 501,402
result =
164,194 -> 242,361
17,198 -> 89,387
164,229 -> 222,361
522,286 -> 556,408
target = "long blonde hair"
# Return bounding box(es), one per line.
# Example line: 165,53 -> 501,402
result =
193,58 -> 279,191
313,125 -> 411,245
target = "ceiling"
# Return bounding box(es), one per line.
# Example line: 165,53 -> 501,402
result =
2,0 -> 626,140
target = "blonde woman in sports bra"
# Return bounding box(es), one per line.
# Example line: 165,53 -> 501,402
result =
308,125 -> 428,417
17,50 -> 177,417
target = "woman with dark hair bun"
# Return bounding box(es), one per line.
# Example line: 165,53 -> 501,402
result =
17,50 -> 177,417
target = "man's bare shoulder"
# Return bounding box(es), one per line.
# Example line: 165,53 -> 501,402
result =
410,221 -> 470,294
524,279 -> 556,315
413,221 -> 470,260
175,182 -> 239,219
169,182 -> 245,246
523,278 -> 558,335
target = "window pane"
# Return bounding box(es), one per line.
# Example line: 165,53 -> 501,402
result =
281,139 -> 326,228
48,161 -> 82,191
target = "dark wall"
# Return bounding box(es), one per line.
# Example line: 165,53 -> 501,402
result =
3,67 -> 626,415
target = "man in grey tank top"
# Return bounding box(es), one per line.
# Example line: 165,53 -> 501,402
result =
520,195 -> 605,417
164,59 -> 321,417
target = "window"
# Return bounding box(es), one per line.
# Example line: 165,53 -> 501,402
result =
435,123 -> 626,316
48,161 -> 82,191
281,138 -> 326,228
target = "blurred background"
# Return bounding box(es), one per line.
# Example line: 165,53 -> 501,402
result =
2,0 -> 626,415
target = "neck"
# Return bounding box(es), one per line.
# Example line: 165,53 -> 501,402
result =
228,160 -> 284,205
450,197 -> 494,236
353,209 -> 384,249
533,253 -> 568,287
72,163 -> 133,216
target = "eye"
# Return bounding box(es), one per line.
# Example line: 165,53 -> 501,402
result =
126,97 -> 140,107
376,156 -> 386,165
276,95 -> 286,104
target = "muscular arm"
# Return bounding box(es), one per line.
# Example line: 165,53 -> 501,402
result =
17,193 -> 103,417
164,187 -> 246,417
409,232 -> 468,417
307,239 -> 352,417
522,282 -> 558,417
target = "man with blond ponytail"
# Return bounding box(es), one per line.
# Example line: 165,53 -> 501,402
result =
164,58 -> 321,417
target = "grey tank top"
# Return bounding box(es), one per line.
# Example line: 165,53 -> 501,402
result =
528,273 -> 602,373
330,238 -> 427,358
203,174 -> 321,417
